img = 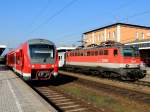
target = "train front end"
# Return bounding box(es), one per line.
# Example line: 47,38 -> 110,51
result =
27,39 -> 58,80
119,47 -> 146,80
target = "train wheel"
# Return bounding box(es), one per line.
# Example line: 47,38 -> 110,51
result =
103,71 -> 111,78
120,76 -> 127,81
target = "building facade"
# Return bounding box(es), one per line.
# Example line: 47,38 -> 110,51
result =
83,23 -> 150,47
83,23 -> 150,66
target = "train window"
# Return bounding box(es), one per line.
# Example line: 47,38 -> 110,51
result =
104,50 -> 108,55
95,51 -> 98,56
114,50 -> 118,56
91,51 -> 94,56
75,52 -> 77,56
84,51 -> 87,56
99,50 -> 103,55
87,51 -> 90,56
80,52 -> 81,56
59,56 -> 60,60
82,52 -> 84,56
72,52 -> 74,56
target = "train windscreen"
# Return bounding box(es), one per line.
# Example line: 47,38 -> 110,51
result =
121,47 -> 139,57
29,44 -> 55,64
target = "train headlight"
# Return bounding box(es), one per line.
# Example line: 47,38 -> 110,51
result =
32,65 -> 35,68
52,65 -> 54,68
125,64 -> 129,68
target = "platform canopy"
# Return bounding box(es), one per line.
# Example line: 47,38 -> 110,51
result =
57,46 -> 76,52
0,45 -> 6,56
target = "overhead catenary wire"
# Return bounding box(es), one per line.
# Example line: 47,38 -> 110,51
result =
27,0 -> 78,36
59,8 -> 150,42
29,0 -> 53,28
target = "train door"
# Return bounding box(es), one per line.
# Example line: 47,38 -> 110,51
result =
15,49 -> 23,75
14,52 -> 16,71
113,49 -> 119,64
19,49 -> 24,76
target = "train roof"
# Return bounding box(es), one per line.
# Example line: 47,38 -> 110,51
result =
27,39 -> 55,45
68,45 -> 135,52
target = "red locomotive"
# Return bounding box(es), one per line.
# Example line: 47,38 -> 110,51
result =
65,41 -> 146,80
6,39 -> 58,81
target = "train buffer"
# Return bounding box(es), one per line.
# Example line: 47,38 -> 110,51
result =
0,65 -> 57,112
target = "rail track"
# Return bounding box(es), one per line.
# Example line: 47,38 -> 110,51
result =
133,80 -> 150,87
61,68 -> 150,87
59,70 -> 150,105
28,81 -> 102,112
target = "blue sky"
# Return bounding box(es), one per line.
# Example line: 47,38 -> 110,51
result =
0,0 -> 150,48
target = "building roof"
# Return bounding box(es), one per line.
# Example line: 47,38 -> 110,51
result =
125,38 -> 150,45
83,23 -> 150,34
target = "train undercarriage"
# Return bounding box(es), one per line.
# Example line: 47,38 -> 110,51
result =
63,65 -> 146,81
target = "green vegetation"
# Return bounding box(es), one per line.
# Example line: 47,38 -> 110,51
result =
56,84 -> 147,112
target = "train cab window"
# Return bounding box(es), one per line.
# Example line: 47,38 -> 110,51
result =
114,50 -> 118,56
104,50 -> 108,55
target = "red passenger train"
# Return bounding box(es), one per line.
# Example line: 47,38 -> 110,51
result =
6,39 -> 58,81
65,41 -> 146,80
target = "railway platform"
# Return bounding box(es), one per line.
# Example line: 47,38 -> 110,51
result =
0,66 -> 57,112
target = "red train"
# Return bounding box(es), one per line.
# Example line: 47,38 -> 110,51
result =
65,41 -> 146,80
6,39 -> 58,81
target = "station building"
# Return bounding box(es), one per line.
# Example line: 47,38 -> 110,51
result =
0,45 -> 6,56
83,23 -> 150,66
0,45 -> 6,64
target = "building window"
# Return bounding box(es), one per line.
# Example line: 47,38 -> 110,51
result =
141,32 -> 144,39
93,37 -> 95,43
99,34 -> 101,42
113,31 -> 116,40
94,36 -> 97,43
135,32 -> 139,40
108,32 -> 110,40
102,33 -> 105,41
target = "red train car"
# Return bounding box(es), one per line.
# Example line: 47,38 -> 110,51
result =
6,39 -> 58,81
65,42 -> 146,80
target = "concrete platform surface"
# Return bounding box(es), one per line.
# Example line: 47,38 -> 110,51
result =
0,70 -> 57,112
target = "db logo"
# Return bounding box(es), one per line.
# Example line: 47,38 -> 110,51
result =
41,65 -> 46,68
